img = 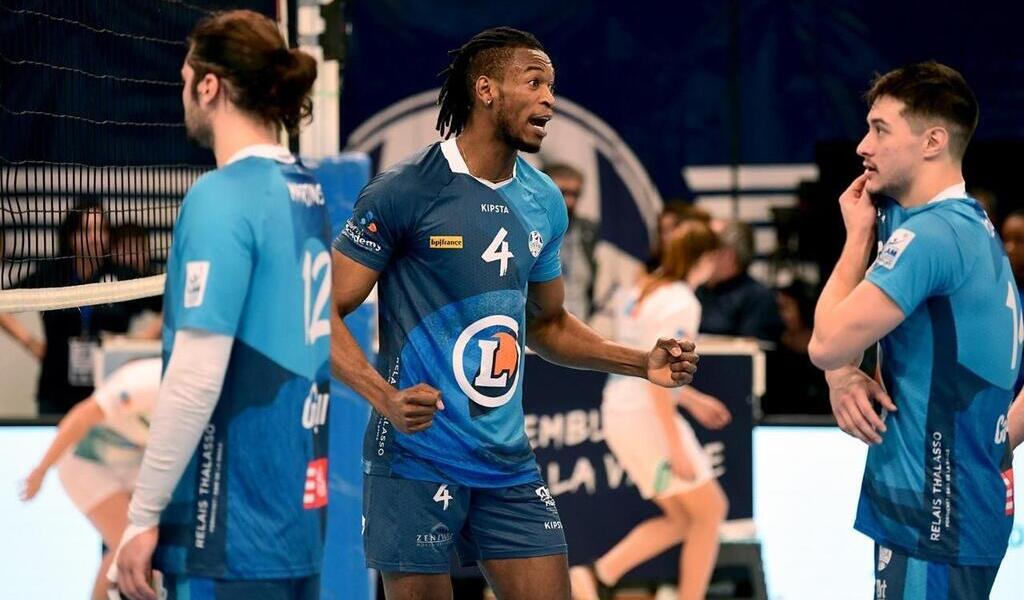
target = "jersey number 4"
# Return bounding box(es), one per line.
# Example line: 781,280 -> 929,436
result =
303,250 -> 331,344
482,227 -> 514,277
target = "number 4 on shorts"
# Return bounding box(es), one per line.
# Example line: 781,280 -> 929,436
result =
434,484 -> 453,510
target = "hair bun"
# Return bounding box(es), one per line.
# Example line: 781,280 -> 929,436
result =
274,47 -> 294,69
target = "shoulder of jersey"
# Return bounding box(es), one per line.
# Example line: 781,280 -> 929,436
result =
186,161 -> 272,203
362,143 -> 454,202
670,281 -> 698,301
130,357 -> 163,381
901,203 -> 963,237
517,158 -> 559,196
652,281 -> 696,308
110,357 -> 162,387
516,159 -> 568,220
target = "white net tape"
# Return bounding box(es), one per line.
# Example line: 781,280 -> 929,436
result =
0,273 -> 165,313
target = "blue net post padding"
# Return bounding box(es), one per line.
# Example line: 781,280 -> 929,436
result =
310,153 -> 374,600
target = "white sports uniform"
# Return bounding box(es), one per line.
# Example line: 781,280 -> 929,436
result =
57,358 -> 160,513
601,282 -> 714,499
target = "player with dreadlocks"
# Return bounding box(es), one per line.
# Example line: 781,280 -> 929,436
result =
330,26 -> 699,599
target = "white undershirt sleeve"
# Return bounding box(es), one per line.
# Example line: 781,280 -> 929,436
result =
125,328 -> 233,531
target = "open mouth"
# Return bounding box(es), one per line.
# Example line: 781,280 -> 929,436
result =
528,114 -> 551,136
863,163 -> 878,175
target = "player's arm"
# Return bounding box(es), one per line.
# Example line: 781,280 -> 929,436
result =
677,385 -> 732,430
809,281 -> 905,370
114,179 -> 250,599
19,397 -> 105,501
812,174 -> 905,444
1010,391 -> 1024,450
0,313 -> 45,359
330,250 -> 442,433
118,328 -> 232,533
810,173 -> 906,369
525,276 -> 697,387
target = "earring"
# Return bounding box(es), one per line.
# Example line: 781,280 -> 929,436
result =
486,99 -> 492,106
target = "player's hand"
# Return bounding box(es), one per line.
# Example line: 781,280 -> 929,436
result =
669,445 -> 696,481
115,527 -> 159,600
646,338 -> 698,387
19,467 -> 45,501
827,366 -> 896,445
838,173 -> 875,239
684,392 -> 732,430
383,383 -> 445,434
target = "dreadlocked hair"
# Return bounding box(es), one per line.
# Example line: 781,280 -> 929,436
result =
436,26 -> 545,139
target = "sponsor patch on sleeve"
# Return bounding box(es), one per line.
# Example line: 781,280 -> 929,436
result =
184,261 -> 210,308
874,228 -> 916,270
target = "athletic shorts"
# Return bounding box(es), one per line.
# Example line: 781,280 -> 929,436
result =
872,543 -> 999,600
602,407 -> 714,499
362,474 -> 568,573
153,572 -> 319,600
57,452 -> 138,513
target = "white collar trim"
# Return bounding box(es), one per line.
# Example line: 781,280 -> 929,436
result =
926,180 -> 967,204
440,138 -> 515,190
226,144 -> 295,166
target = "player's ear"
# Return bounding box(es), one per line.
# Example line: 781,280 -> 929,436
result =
474,75 -> 496,109
922,125 -> 949,160
198,72 -> 222,108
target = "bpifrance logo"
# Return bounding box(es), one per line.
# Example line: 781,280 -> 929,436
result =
452,315 -> 521,408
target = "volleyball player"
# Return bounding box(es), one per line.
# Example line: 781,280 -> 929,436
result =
21,358 -> 160,600
583,221 -> 730,600
112,10 -> 329,600
330,26 -> 698,600
810,62 -> 1019,599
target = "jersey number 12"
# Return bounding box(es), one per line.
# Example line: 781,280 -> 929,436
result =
1006,281 -> 1024,369
304,250 -> 331,344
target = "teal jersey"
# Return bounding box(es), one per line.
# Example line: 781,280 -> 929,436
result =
334,140 -> 568,487
156,147 -> 331,579
857,194 -> 1019,566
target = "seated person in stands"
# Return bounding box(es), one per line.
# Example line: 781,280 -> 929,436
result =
696,219 -> 783,344
0,198 -> 160,415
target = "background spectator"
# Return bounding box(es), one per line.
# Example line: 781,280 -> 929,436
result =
0,198 -> 157,415
696,220 -> 784,343
546,163 -> 601,320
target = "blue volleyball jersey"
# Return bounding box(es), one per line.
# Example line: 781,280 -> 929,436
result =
156,146 -> 332,579
856,191 -> 1019,566
334,140 -> 568,488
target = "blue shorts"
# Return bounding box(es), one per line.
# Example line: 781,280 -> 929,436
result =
873,544 -> 999,600
156,573 -> 319,599
363,474 -> 568,573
